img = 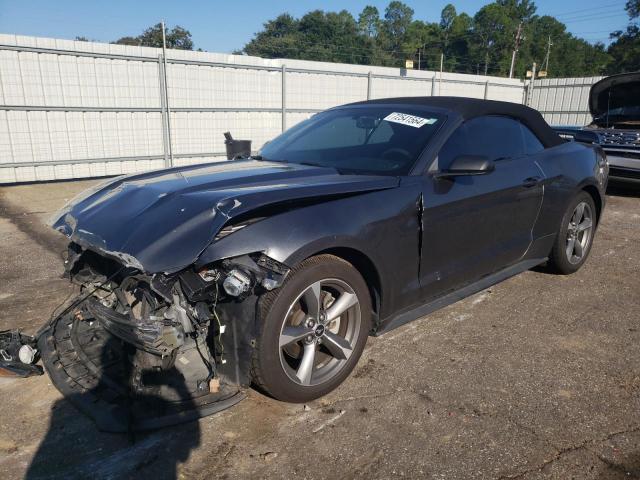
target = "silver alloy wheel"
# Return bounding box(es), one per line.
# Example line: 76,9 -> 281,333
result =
565,201 -> 594,264
278,278 -> 361,387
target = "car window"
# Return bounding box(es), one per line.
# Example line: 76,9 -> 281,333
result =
436,123 -> 470,170
287,116 -> 366,150
366,119 -> 394,144
260,107 -> 445,176
437,116 -> 525,170
521,124 -> 545,154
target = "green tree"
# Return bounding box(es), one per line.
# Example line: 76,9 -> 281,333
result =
114,23 -> 194,50
436,4 -> 474,72
358,5 -> 380,37
470,3 -> 512,75
404,20 -> 442,69
607,26 -> 640,73
497,0 -> 536,22
243,14 -> 300,58
380,0 -> 415,62
447,13 -> 473,72
383,1 -> 414,39
243,11 -> 375,65
469,0 -> 542,76
607,0 -> 640,73
518,15 -> 609,77
440,4 -> 457,31
439,4 -> 456,59
298,10 -> 371,63
113,36 -> 139,46
240,0 -> 618,76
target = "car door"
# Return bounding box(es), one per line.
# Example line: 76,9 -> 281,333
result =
419,115 -> 544,299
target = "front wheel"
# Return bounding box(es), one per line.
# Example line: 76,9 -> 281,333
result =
251,255 -> 371,402
548,191 -> 596,274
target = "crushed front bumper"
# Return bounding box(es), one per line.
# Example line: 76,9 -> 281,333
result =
38,305 -> 246,432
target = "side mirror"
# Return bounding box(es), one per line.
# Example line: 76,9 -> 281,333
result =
434,155 -> 495,179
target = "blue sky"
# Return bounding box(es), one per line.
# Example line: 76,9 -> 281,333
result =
0,0 -> 631,52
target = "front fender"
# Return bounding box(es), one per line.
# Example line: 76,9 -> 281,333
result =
195,185 -> 422,318
195,201 -> 382,270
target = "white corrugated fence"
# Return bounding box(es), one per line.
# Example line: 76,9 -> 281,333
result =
0,33 -> 597,184
528,76 -> 602,126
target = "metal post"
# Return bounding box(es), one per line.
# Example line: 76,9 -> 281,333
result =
509,50 -> 517,79
483,81 -> 489,100
509,22 -> 523,79
543,35 -> 552,73
431,75 -> 436,96
439,53 -> 444,95
527,62 -> 537,106
161,21 -> 173,166
367,71 -> 372,100
281,65 -> 287,132
158,56 -> 170,167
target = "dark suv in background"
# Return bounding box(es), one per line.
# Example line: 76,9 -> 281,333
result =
555,72 -> 640,184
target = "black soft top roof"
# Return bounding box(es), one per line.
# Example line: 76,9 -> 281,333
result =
345,96 -> 563,148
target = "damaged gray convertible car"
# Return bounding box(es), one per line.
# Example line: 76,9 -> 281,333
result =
26,97 -> 607,431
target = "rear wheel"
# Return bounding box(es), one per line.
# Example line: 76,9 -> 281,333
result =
251,255 -> 371,402
548,191 -> 596,274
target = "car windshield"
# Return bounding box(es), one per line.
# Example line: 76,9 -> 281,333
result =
259,106 -> 445,175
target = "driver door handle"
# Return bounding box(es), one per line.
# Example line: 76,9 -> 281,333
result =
522,176 -> 541,188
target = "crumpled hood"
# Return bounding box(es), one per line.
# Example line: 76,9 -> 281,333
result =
50,160 -> 399,273
589,72 -> 640,125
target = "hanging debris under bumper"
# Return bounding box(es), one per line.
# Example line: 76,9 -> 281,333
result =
16,244 -> 290,432
38,306 -> 245,432
0,330 -> 43,378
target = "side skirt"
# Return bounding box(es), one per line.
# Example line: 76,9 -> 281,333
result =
373,257 -> 547,336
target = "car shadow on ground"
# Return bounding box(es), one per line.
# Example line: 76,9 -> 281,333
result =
530,181 -> 638,276
25,336 -> 201,480
597,450 -> 640,479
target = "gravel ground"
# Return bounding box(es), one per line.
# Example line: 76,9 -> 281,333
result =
0,180 -> 638,480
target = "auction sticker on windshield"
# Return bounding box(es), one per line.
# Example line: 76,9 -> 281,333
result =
383,112 -> 438,128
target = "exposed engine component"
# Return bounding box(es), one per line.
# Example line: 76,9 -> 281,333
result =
33,246 -> 290,431
18,344 -> 37,365
83,273 -> 216,394
223,269 -> 251,297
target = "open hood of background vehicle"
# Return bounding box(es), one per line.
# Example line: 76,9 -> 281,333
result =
589,72 -> 640,127
50,160 -> 398,273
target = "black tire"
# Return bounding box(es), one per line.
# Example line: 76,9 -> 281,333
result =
548,191 -> 597,274
251,254 -> 371,402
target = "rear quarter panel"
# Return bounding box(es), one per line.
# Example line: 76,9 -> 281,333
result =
532,141 -> 605,238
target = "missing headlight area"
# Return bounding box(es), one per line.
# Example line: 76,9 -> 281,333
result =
35,245 -> 290,432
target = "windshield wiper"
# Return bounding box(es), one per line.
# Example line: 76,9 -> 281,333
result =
296,161 -> 324,168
